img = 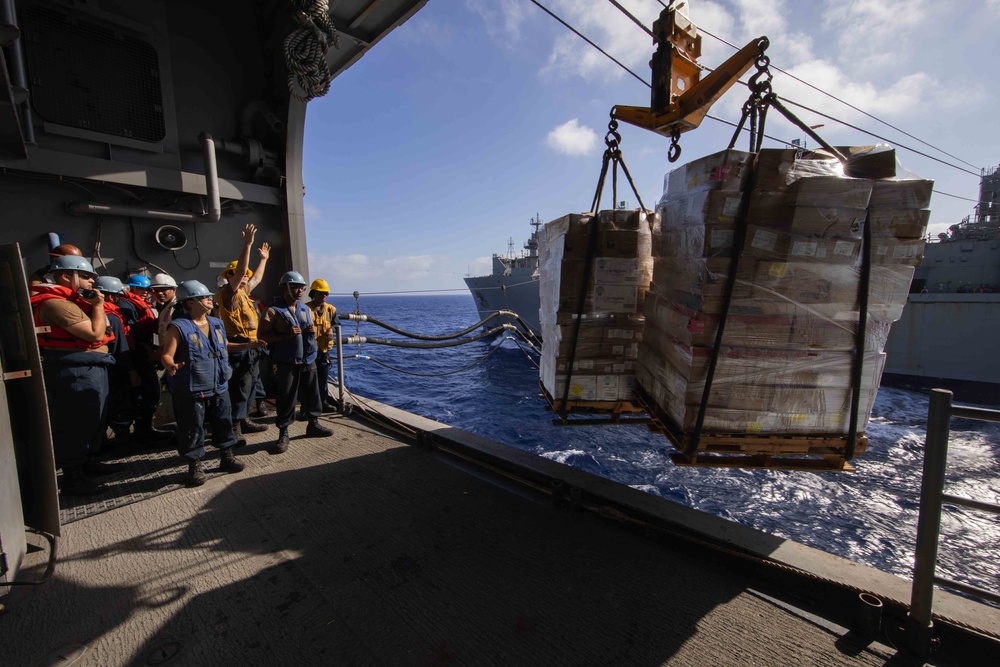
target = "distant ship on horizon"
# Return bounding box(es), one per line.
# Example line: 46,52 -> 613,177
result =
464,216 -> 543,337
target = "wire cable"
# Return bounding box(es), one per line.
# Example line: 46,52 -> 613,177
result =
527,0 -> 648,87
630,0 -> 982,175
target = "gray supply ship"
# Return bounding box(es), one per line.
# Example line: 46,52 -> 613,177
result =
0,0 -> 997,663
883,166 -> 1000,403
463,215 -> 543,337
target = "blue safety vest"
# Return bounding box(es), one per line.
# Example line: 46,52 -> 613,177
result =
271,300 -> 317,366
168,316 -> 232,397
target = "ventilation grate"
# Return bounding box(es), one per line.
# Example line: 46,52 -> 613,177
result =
21,4 -> 165,142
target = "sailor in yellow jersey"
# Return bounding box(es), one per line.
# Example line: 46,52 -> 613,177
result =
307,278 -> 338,412
217,223 -> 271,444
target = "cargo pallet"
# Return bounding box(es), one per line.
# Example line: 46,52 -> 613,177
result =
540,382 -> 650,427
632,384 -> 867,471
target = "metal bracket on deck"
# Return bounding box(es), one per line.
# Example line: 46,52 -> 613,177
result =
3,370 -> 30,380
34,326 -> 50,334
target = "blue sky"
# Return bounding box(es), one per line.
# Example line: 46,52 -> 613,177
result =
302,0 -> 1000,294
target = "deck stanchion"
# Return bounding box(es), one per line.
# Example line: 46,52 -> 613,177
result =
907,388 -> 952,656
335,324 -> 346,413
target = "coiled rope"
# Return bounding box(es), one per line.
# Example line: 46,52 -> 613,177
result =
284,0 -> 339,102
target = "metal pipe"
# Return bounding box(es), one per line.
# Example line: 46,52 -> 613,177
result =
335,324 -> 345,412
67,200 -> 200,223
1,0 -> 35,146
907,388 -> 952,653
198,132 -> 222,222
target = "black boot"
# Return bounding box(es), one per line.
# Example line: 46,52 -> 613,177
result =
61,469 -> 107,497
233,420 -> 247,448
219,448 -> 245,473
273,428 -> 289,454
240,418 -> 267,434
306,420 -> 333,438
186,459 -> 207,487
250,400 -> 270,419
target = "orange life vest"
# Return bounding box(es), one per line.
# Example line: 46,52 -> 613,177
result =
30,284 -> 117,351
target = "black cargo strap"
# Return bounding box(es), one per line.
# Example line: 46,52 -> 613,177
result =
846,210 -> 873,460
688,153 -> 757,455
558,116 -> 647,420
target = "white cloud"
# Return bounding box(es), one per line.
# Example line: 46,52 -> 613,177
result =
546,118 -> 598,155
537,0 -> 661,82
464,0 -> 529,41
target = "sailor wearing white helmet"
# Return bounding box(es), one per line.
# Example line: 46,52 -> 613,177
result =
150,272 -> 178,345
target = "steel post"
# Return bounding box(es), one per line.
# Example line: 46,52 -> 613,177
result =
907,388 -> 952,656
335,324 -> 345,412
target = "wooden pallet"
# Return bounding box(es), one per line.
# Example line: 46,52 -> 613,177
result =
632,384 -> 866,471
540,382 -> 646,418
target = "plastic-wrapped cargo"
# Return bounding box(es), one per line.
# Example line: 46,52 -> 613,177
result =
538,209 -> 655,410
637,146 -> 931,465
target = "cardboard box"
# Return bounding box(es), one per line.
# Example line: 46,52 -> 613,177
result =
665,150 -> 754,199
870,179 -> 934,209
868,208 -> 930,239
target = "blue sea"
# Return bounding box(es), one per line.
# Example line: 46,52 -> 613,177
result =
328,293 -> 1000,598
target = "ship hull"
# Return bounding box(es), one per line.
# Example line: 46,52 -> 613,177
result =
884,293 -> 1000,404
464,274 -> 541,337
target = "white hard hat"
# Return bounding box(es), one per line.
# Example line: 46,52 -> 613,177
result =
150,272 -> 178,288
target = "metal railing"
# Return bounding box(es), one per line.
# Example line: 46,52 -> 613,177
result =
908,388 -> 1000,655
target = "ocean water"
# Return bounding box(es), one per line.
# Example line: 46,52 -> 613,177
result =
329,293 -> 1000,597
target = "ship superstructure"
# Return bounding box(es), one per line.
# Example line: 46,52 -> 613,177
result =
884,165 -> 1000,401
463,215 -> 543,336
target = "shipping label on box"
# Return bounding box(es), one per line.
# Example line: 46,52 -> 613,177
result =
592,284 -> 639,312
666,150 -> 753,199
593,258 -> 642,285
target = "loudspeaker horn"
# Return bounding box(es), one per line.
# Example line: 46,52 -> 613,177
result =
155,225 -> 187,250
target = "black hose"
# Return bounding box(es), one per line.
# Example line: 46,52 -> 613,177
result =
350,324 -> 513,349
353,311 -> 522,341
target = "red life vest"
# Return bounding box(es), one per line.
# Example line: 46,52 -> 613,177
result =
119,290 -> 158,338
30,284 -> 117,351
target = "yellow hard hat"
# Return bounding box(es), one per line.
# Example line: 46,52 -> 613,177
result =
310,278 -> 330,292
220,260 -> 252,279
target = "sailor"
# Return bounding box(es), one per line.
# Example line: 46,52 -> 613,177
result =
125,274 -> 155,306
94,276 -> 139,448
306,278 -> 339,412
119,274 -> 166,443
159,280 -> 244,487
217,223 -> 271,445
29,243 -> 84,290
151,272 -> 179,346
258,271 -> 333,453
30,255 -> 117,496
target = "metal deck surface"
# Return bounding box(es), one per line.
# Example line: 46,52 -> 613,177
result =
2,403 -> 995,665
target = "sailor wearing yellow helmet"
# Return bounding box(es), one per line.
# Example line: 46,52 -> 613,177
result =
216,223 -> 270,445
307,278 -> 339,412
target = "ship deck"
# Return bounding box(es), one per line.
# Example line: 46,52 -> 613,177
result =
3,398 -> 998,666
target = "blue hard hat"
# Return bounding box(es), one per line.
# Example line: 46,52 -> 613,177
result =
175,280 -> 213,302
48,255 -> 96,276
94,276 -> 125,295
126,274 -> 151,288
279,270 -> 306,286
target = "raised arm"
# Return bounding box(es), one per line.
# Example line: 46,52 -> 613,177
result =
248,241 -> 269,292
227,223 -> 256,292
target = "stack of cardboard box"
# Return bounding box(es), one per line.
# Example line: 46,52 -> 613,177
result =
538,209 -> 655,406
636,147 -> 931,438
